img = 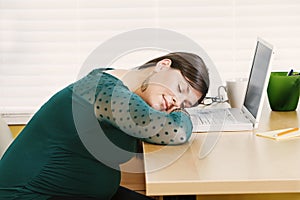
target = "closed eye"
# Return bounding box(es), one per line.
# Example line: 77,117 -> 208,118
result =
178,84 -> 182,93
180,100 -> 192,108
178,83 -> 188,94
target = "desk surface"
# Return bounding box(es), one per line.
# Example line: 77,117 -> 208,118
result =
143,103 -> 300,196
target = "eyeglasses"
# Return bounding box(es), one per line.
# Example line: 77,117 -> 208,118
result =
201,96 -> 228,106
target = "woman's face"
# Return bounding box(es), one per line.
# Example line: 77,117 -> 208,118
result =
136,59 -> 202,113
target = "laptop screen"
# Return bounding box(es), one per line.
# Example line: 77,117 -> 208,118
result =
244,40 -> 273,118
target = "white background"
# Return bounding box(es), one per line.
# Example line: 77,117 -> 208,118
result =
1,0 -> 300,123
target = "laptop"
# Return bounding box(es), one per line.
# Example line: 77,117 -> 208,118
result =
187,37 -> 274,132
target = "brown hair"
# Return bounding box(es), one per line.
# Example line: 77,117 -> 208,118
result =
139,52 -> 210,105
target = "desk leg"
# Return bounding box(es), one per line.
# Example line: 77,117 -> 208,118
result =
162,195 -> 196,200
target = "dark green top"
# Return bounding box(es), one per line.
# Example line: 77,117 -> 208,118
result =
0,69 -> 192,199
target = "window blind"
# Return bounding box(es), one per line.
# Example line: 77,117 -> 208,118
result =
1,0 -> 300,124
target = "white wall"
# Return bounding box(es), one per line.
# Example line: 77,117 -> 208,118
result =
1,0 -> 300,123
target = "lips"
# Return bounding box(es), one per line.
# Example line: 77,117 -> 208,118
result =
162,95 -> 169,111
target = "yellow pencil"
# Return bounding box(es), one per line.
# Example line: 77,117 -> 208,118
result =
276,127 -> 299,137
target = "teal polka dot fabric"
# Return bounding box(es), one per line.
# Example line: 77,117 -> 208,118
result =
73,68 -> 193,145
0,68 -> 193,199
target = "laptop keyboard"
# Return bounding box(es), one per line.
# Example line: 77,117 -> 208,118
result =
190,109 -> 238,125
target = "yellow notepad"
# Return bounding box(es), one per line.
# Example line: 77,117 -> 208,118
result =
256,128 -> 300,140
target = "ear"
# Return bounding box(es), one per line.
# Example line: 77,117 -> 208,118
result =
154,59 -> 172,72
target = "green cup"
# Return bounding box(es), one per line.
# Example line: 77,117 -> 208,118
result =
267,72 -> 300,111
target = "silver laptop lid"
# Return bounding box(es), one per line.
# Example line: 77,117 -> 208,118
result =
242,37 -> 274,127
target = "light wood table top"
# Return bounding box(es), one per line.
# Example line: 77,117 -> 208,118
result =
143,103 -> 300,196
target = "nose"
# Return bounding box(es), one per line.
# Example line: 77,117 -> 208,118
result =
173,93 -> 190,108
171,96 -> 181,108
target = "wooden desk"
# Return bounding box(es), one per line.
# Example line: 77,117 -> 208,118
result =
143,103 -> 300,198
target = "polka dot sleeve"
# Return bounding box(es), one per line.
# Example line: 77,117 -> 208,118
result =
72,69 -> 193,145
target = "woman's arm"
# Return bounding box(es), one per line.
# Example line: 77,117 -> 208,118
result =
72,69 -> 193,145
93,75 -> 193,145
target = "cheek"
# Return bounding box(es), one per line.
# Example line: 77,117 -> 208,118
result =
138,88 -> 157,104
141,86 -> 164,106
146,84 -> 165,96
140,94 -> 162,111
